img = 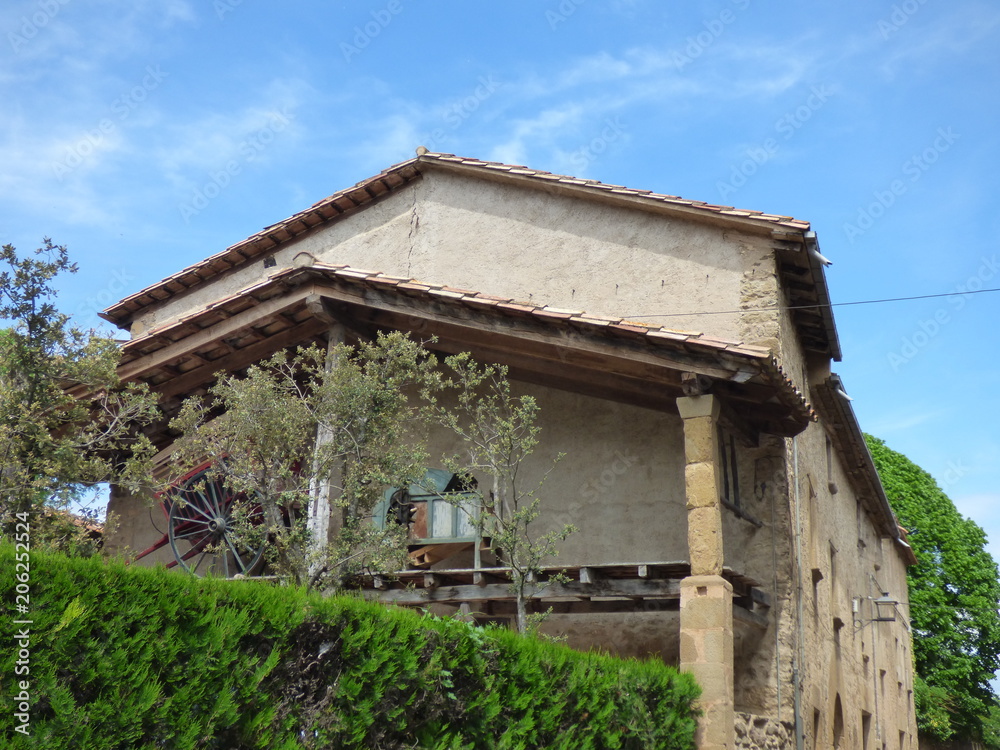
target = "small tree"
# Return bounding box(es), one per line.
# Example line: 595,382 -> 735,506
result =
168,332 -> 442,591
0,240 -> 157,549
437,353 -> 574,633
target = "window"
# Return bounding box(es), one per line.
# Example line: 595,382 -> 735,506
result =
717,424 -> 740,507
826,435 -> 839,494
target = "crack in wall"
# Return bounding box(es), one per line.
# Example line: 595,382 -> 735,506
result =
406,183 -> 420,276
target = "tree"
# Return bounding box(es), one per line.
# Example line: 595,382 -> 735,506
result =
168,332 -> 443,592
0,240 -> 157,550
436,353 -> 574,633
166,337 -> 576,623
865,434 -> 1000,744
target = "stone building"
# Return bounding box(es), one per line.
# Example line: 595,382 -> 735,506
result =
102,151 -> 918,749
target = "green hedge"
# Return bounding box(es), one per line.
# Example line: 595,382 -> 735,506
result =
1,545 -> 699,749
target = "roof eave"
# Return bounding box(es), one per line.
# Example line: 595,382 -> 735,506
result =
811,373 -> 903,550
117,263 -> 815,440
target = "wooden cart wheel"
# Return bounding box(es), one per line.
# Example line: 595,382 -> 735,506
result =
166,466 -> 265,577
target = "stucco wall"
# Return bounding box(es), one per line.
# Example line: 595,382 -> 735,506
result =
791,419 -> 917,749
418,378 -> 689,567
130,170 -> 782,356
104,484 -> 175,567
107,374 -> 691,579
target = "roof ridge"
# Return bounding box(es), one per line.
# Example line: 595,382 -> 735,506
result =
415,151 -> 811,228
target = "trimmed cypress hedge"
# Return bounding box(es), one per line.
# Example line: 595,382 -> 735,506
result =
1,545 -> 699,749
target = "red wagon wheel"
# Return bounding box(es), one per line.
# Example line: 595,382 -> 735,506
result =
165,464 -> 266,577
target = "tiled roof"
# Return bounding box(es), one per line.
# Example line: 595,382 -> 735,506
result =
422,152 -> 811,230
810,374 -> 905,546
118,262 -> 815,430
102,151 -> 812,327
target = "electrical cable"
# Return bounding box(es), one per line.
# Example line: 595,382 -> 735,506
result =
624,286 -> 1000,319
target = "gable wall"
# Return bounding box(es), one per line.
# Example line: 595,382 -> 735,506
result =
130,171 -> 788,361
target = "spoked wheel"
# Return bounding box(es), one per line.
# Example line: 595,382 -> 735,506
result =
166,465 -> 265,577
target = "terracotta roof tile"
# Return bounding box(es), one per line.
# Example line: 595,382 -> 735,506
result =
534,308 -> 575,321
497,302 -> 538,314
695,335 -> 742,347
462,296 -> 502,308
117,262 -> 814,428
540,305 -> 584,316
366,275 -> 403,287
646,330 -> 692,343
336,269 -> 375,280
428,289 -> 466,301
610,323 -> 650,335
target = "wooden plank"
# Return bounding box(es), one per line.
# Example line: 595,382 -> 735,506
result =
310,284 -> 762,384
477,599 -> 681,616
151,318 -> 329,400
118,283 -> 322,380
734,606 -> 769,630
366,577 -> 682,605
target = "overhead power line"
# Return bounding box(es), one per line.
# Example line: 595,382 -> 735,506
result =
625,286 -> 1000,319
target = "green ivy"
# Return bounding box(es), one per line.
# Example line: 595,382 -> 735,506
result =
866,435 -> 1000,745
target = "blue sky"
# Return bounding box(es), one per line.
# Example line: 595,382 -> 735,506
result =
3,1 -> 999,559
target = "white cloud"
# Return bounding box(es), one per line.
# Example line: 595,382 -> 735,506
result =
489,104 -> 587,167
876,5 -> 1000,79
866,408 -> 949,435
151,77 -> 310,189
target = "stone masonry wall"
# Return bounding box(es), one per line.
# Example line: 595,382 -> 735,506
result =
734,712 -> 794,750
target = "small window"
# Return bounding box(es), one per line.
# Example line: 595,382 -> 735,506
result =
375,468 -> 479,543
717,424 -> 740,507
826,435 -> 839,494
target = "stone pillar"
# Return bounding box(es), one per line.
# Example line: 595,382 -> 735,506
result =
677,394 -> 734,750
